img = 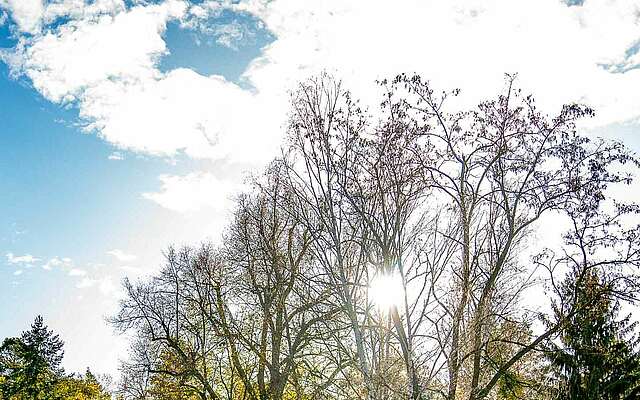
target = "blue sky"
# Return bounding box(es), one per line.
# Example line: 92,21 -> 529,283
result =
0,0 -> 276,374
1,0 -> 639,378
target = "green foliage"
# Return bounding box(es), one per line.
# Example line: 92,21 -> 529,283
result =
0,315 -> 64,399
549,272 -> 640,400
0,317 -> 111,400
497,371 -> 523,400
51,369 -> 111,400
146,350 -> 198,400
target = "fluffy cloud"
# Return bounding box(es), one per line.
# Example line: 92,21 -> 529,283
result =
42,256 -> 72,270
5,0 -> 639,157
1,0 -> 639,212
0,0 -> 127,35
12,1 -> 185,102
143,171 -> 240,213
42,0 -> 125,24
107,249 -> 136,262
6,252 -> 39,265
76,277 -> 97,289
2,0 -> 282,164
241,0 -> 640,124
80,68 -> 280,160
75,275 -> 118,297
107,151 -> 123,160
0,0 -> 43,34
68,268 -> 87,276
181,4 -> 262,50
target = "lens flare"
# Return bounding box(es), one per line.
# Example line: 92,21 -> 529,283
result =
368,272 -> 404,310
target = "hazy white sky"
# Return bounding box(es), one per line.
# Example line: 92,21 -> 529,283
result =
1,0 -> 639,378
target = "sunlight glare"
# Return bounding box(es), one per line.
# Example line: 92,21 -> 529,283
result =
368,272 -> 404,311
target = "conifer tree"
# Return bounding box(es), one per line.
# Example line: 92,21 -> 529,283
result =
549,271 -> 640,400
0,315 -> 64,399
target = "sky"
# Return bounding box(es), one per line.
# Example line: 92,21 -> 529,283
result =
0,0 -> 639,378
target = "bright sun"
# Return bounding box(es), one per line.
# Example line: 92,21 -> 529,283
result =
368,273 -> 405,310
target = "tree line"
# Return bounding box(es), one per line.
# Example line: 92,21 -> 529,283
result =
2,74 -> 640,399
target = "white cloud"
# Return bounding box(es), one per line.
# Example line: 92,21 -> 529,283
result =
75,275 -> 118,297
1,0 -> 639,216
107,249 -> 136,262
42,258 -> 60,270
4,0 -> 638,176
143,171 -> 240,213
13,1 -> 185,103
213,20 -> 256,50
6,252 -> 39,265
0,0 -> 126,34
80,68 -> 279,160
98,276 -> 117,296
2,0 -> 283,165
238,0 -> 640,125
68,268 -> 87,276
107,151 -> 123,160
42,0 -> 125,25
0,0 -> 44,34
185,1 -> 223,21
42,256 -> 72,270
181,5 -> 259,50
76,277 -> 97,288
13,269 -> 23,276
2,0 -> 640,208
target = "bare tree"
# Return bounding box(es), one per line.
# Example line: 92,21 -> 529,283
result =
281,73 -> 640,399
388,73 -> 640,400
216,165 -> 340,399
112,246 -> 226,400
113,166 -> 341,400
282,75 -> 380,398
114,73 -> 640,400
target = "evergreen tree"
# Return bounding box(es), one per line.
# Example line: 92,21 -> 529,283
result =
549,271 -> 640,400
0,315 -> 65,399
